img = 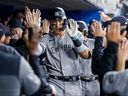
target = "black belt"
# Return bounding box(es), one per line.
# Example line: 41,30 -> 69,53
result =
49,75 -> 80,82
81,75 -> 98,82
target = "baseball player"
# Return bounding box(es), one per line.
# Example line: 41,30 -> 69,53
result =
40,7 -> 90,96
0,47 -> 51,96
103,39 -> 128,96
77,21 -> 100,96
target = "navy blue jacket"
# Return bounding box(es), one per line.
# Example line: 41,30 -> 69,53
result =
92,37 -> 118,82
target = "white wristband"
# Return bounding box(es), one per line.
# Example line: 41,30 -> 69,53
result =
75,43 -> 88,53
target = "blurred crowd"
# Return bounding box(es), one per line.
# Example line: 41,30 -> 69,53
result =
90,0 -> 127,17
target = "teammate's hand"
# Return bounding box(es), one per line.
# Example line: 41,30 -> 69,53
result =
24,7 -> 34,28
106,22 -> 124,44
66,19 -> 79,39
24,7 -> 41,28
91,20 -> 104,37
99,11 -> 111,22
39,19 -> 50,36
33,9 -> 41,27
116,40 -> 128,71
118,40 -> 128,60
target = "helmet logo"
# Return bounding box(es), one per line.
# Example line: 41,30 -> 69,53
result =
55,12 -> 59,16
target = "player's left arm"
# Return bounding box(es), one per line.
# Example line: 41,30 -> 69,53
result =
67,19 -> 91,59
75,32 -> 91,59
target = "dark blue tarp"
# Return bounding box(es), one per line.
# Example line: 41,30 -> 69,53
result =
0,4 -> 102,24
65,10 -> 101,24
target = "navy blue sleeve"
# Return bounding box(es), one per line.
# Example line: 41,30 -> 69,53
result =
92,37 -> 118,95
92,37 -> 118,80
29,55 -> 52,94
99,41 -> 118,82
92,37 -> 104,75
0,43 -> 21,56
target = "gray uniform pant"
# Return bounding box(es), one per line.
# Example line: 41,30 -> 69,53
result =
48,78 -> 82,96
81,80 -> 100,96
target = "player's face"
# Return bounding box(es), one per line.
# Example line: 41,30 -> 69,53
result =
50,18 -> 64,34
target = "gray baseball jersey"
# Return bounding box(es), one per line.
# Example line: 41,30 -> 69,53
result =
80,38 -> 95,75
40,32 -> 87,96
40,32 -> 86,76
79,38 -> 100,96
103,69 -> 128,96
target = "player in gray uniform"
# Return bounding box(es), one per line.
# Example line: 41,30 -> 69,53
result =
77,21 -> 100,96
40,7 -> 90,96
103,70 -> 128,96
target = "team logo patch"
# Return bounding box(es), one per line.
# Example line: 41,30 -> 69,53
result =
55,12 -> 59,16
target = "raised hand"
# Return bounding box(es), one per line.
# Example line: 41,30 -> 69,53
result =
106,22 -> 123,44
116,40 -> 128,71
99,11 -> 111,22
39,19 -> 50,36
24,7 -> 41,28
32,9 -> 41,27
66,19 -> 79,40
91,20 -> 104,37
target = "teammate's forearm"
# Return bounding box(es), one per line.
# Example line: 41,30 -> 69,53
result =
116,58 -> 125,72
72,39 -> 91,58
